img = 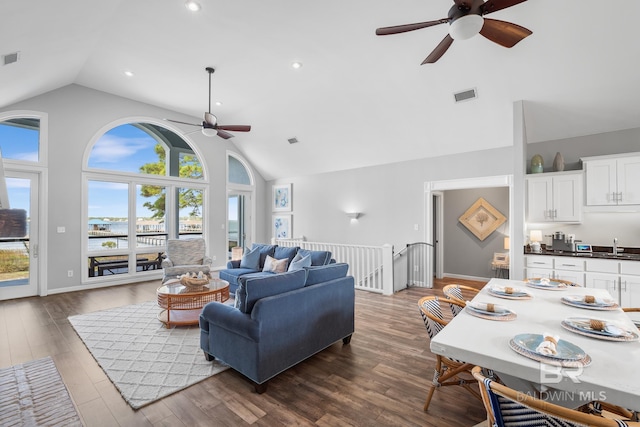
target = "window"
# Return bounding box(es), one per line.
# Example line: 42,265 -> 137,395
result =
85,122 -> 206,279
227,153 -> 253,256
0,118 -> 40,162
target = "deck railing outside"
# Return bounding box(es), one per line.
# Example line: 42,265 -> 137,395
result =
273,237 -> 394,295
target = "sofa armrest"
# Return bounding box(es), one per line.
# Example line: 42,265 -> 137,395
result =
203,256 -> 213,266
226,260 -> 241,269
201,302 -> 260,342
161,258 -> 174,268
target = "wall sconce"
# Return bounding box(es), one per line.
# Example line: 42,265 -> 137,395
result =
231,246 -> 243,261
346,212 -> 361,220
503,236 -> 510,250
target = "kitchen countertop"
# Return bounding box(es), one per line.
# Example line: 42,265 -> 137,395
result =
524,247 -> 640,261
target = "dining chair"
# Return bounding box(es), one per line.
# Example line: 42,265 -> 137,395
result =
442,284 -> 480,316
418,296 -> 481,412
471,366 -> 640,427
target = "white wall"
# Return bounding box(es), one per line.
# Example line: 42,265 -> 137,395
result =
0,84 -> 267,293
268,146 -> 516,258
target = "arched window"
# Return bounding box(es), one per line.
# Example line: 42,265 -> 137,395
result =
84,122 -> 207,281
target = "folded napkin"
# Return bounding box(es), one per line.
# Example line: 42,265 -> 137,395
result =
582,295 -> 609,305
493,285 -> 525,295
466,301 -> 510,314
587,319 -> 626,336
535,333 -> 559,356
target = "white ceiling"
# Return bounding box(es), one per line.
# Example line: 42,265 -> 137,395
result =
2,0 -> 640,180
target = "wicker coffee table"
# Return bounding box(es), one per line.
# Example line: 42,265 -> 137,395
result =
156,278 -> 230,328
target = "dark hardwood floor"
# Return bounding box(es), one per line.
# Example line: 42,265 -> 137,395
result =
0,277 -> 488,426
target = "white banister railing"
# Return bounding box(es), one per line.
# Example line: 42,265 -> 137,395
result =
273,238 -> 394,295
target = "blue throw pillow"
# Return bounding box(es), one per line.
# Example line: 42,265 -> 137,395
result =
274,246 -> 299,264
240,246 -> 260,270
298,249 -> 332,266
288,253 -> 311,272
251,243 -> 277,268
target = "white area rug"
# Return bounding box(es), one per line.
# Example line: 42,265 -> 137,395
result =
69,301 -> 228,409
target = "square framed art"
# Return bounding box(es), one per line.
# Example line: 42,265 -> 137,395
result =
458,197 -> 506,241
272,183 -> 292,212
272,214 -> 292,239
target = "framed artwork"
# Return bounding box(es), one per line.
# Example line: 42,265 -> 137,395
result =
272,214 -> 292,239
458,197 -> 506,241
272,183 -> 292,212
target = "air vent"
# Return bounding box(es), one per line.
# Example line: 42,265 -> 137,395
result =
288,137 -> 299,144
2,51 -> 19,66
453,88 -> 477,103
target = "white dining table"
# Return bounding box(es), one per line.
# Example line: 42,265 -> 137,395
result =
430,278 -> 640,411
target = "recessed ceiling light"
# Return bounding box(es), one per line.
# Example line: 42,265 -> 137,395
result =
124,70 -> 134,77
291,61 -> 302,69
185,1 -> 201,12
215,101 -> 222,106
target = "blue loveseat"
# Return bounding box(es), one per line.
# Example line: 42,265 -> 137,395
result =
200,262 -> 354,393
219,243 -> 335,293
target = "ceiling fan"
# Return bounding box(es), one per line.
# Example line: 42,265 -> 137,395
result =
165,67 -> 251,139
375,0 -> 532,64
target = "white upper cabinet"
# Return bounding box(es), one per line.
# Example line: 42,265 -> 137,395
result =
583,153 -> 640,206
526,171 -> 583,222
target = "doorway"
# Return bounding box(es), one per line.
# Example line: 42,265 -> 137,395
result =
0,171 -> 40,300
228,191 -> 252,257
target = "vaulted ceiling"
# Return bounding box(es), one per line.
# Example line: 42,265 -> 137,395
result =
2,0 -> 640,180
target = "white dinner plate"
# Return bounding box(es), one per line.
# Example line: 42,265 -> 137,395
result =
561,317 -> 639,342
561,295 -> 618,311
511,333 -> 586,361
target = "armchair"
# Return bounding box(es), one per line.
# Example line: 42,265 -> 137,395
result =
161,238 -> 212,283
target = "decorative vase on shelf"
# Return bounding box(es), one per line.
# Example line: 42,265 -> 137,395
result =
553,152 -> 565,172
530,154 -> 544,174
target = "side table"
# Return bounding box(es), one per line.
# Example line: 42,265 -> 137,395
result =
156,278 -> 229,328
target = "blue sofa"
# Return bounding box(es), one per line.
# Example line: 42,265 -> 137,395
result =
219,243 -> 335,293
200,262 -> 354,393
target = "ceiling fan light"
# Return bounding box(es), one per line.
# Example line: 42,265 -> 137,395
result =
449,15 -> 484,40
201,127 -> 217,137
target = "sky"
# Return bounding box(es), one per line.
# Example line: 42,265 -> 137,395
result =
0,122 -> 204,219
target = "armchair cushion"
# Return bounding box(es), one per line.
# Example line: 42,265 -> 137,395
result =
165,238 -> 208,266
240,246 -> 261,270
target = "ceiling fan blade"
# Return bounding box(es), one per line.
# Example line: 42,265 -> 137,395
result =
217,125 -> 251,132
480,18 -> 532,48
216,129 -> 234,139
163,118 -> 201,127
376,19 -> 448,36
481,0 -> 527,15
421,34 -> 454,64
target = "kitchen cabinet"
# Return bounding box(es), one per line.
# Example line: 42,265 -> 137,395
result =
582,153 -> 640,206
585,258 -> 640,307
620,261 -> 640,308
526,172 -> 582,222
525,255 -> 584,285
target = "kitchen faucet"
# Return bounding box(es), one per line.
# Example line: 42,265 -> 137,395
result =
613,238 -> 618,255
